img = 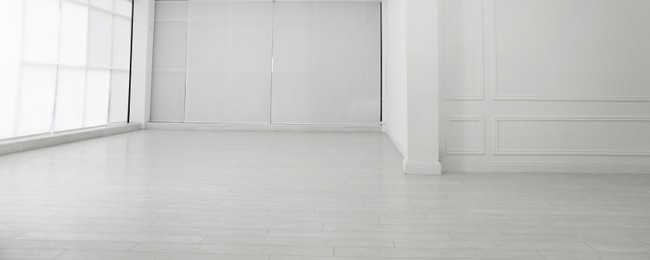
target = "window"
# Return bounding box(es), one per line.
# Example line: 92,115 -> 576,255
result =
0,0 -> 133,140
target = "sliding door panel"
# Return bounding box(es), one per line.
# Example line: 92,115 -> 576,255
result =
151,2 -> 188,122
109,71 -> 130,123
58,0 -> 88,67
84,69 -> 111,127
184,2 -> 273,123
54,1 -> 88,132
16,65 -> 57,136
16,0 -> 60,136
271,3 -> 381,125
54,68 -> 86,131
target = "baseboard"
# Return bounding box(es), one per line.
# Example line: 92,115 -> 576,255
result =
442,162 -> 650,174
403,159 -> 443,175
145,122 -> 382,133
0,123 -> 143,156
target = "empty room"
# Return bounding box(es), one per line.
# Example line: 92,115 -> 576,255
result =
1,0 -> 650,259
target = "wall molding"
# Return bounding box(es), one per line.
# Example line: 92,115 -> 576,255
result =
441,0 -> 485,101
145,122 -> 382,133
489,0 -> 650,102
442,161 -> 650,174
493,116 -> 650,156
403,159 -> 443,175
446,116 -> 485,155
154,19 -> 188,22
0,124 -> 142,156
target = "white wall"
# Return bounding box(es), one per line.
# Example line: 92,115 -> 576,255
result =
383,0 -> 441,175
404,0 -> 441,174
440,0 -> 650,173
383,0 -> 408,157
130,0 -> 156,126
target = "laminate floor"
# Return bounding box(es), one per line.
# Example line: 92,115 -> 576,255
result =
0,130 -> 649,259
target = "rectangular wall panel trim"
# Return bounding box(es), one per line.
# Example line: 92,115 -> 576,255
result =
490,0 -> 650,102
494,116 -> 650,156
440,0 -> 650,171
441,0 -> 485,101
442,162 -> 650,174
1,0 -> 132,141
445,116 -> 485,155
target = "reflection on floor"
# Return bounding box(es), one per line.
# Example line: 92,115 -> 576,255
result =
1,130 -> 649,259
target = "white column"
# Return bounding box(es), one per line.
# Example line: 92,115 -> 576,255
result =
403,0 -> 441,175
402,0 -> 441,175
129,0 -> 156,126
383,0 -> 441,175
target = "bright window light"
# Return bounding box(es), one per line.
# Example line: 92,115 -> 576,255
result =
0,0 -> 132,140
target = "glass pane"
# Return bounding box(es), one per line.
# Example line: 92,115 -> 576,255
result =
84,69 -> 111,127
109,71 -> 129,123
87,9 -> 113,68
59,0 -> 89,67
54,68 -> 86,132
23,0 -> 60,64
90,0 -> 113,12
16,65 -> 57,136
112,17 -> 132,70
115,0 -> 132,18
0,0 -> 23,139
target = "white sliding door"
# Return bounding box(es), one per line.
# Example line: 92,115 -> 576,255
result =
150,1 -> 381,126
184,2 -> 273,123
272,2 -> 381,125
